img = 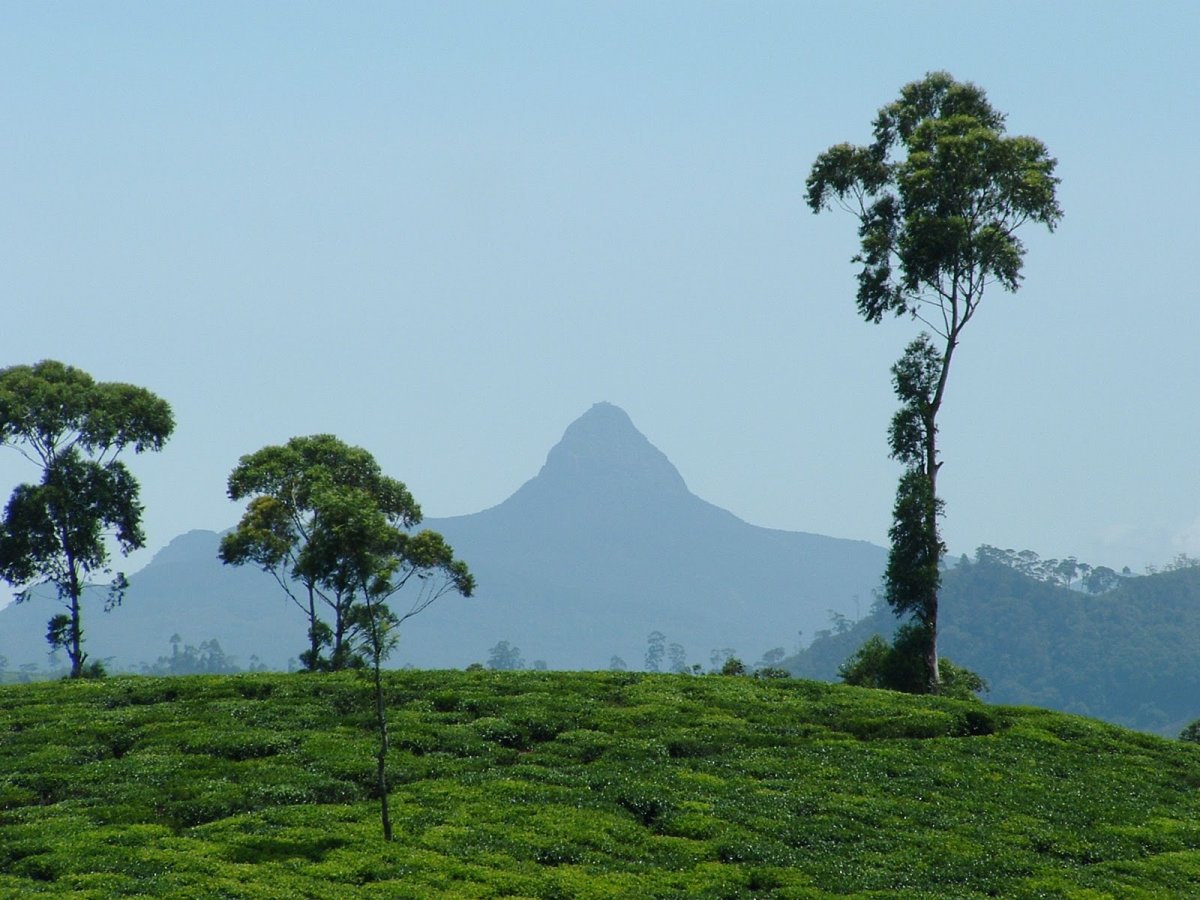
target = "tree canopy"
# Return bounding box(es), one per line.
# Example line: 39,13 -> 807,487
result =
221,434 -> 474,840
0,360 -> 174,677
806,71 -> 1061,334
220,434 -> 473,671
807,73 -> 1060,691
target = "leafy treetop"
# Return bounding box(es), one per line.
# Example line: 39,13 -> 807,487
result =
806,71 -> 1062,338
0,360 -> 174,677
0,360 -> 173,466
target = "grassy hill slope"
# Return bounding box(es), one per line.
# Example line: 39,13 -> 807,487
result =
3,671 -> 1200,897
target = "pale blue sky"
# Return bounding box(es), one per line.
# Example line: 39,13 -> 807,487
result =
2,2 -> 1198,577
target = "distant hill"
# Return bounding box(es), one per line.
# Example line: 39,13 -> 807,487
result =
787,558 -> 1200,735
0,403 -> 887,673
0,530 -> 309,674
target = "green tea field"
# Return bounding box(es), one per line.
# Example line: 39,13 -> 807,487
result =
3,671 -> 1200,897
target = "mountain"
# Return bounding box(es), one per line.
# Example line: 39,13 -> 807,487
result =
788,558 -> 1200,736
0,530 -> 309,674
0,402 -> 886,673
416,402 -> 887,669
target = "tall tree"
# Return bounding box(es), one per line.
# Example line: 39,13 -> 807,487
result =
219,434 -> 421,670
807,73 -> 1061,691
486,640 -> 525,671
300,478 -> 473,842
0,361 -> 174,677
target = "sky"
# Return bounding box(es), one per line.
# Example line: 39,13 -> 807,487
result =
2,2 -> 1198,579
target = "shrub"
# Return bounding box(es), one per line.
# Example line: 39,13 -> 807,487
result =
720,657 -> 747,677
1180,720 -> 1200,744
939,658 -> 989,700
80,661 -> 108,679
753,666 -> 791,680
840,624 -> 986,699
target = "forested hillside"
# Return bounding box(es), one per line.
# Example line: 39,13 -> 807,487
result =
788,558 -> 1200,735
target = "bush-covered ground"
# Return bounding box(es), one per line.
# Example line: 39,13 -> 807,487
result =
2,670 -> 1200,897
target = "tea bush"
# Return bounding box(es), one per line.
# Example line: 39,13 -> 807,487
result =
3,671 -> 1200,896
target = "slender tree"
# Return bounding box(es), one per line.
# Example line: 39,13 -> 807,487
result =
644,630 -> 665,672
225,437 -> 472,839
219,435 -> 420,670
807,73 -> 1061,691
0,361 -> 173,677
306,480 -> 473,842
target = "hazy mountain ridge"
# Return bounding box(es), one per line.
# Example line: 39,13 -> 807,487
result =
409,402 -> 888,668
0,403 -> 886,672
2,402 -> 1198,737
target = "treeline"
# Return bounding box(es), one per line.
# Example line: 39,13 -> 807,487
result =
478,634 -> 791,678
0,636 -> 271,682
139,636 -> 268,676
972,545 -> 1130,593
788,552 -> 1200,735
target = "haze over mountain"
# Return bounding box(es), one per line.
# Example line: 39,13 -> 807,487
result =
0,403 -> 886,672
417,402 -> 886,669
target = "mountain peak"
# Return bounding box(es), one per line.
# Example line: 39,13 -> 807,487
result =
532,402 -> 688,499
147,530 -> 222,567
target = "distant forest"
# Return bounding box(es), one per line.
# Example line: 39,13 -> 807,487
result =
786,548 -> 1200,736
0,634 -> 269,683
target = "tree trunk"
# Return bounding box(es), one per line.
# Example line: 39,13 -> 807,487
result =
363,592 -> 393,841
372,636 -> 393,841
332,592 -> 351,670
924,420 -> 941,694
65,554 -> 85,678
305,584 -> 321,668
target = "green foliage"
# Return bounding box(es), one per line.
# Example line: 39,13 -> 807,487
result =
2,671 -> 1200,896
975,544 -> 1126,593
719,657 -> 747,677
887,333 -> 941,468
882,337 -> 944,685
808,75 -> 1060,697
938,657 -> 990,701
220,435 -> 420,671
838,633 -> 894,687
141,637 -> 240,676
79,660 -> 108,680
882,465 -> 944,693
220,435 -> 474,672
840,625 -> 927,693
796,559 -> 1200,735
0,360 -> 173,678
222,435 -> 475,842
840,625 -> 987,703
752,666 -> 791,680
884,470 -> 945,628
806,71 -> 1061,326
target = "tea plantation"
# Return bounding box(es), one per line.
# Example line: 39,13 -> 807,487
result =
3,670 -> 1200,897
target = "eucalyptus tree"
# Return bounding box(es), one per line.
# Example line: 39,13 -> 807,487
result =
0,360 -> 174,677
297,477 -> 473,842
222,434 -> 473,840
220,434 -> 421,670
807,72 -> 1061,691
